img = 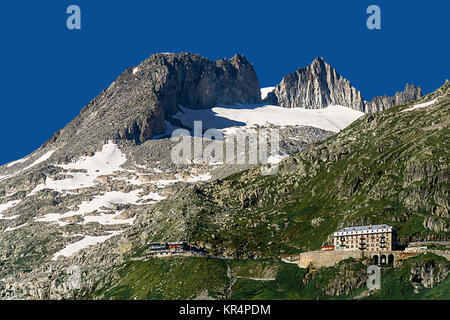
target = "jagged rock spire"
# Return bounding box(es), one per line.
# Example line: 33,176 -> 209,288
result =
265,57 -> 422,113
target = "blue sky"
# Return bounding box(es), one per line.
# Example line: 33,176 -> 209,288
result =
0,0 -> 448,165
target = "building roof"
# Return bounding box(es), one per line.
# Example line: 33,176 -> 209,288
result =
333,224 -> 393,236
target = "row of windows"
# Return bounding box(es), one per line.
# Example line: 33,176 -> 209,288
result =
338,236 -> 390,242
341,239 -> 388,244
337,243 -> 390,249
339,234 -> 389,238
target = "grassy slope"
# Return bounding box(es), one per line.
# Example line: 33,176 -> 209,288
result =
91,257 -> 229,300
90,254 -> 449,300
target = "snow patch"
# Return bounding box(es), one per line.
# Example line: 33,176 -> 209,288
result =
36,186 -> 168,227
28,141 -> 126,195
22,150 -> 55,171
140,192 -> 167,203
36,190 -> 145,226
0,200 -> 21,219
152,172 -> 212,187
267,153 -> 289,164
51,231 -> 123,260
0,150 -> 55,182
400,98 -> 438,113
4,223 -> 27,232
260,87 -> 275,100
6,156 -> 30,167
185,173 -> 212,183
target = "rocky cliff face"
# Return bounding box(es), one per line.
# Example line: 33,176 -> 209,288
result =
45,52 -> 261,156
265,57 -> 422,113
267,57 -> 365,111
365,84 -> 423,113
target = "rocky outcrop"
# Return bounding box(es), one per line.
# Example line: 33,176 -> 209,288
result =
265,57 -> 422,113
409,260 -> 449,293
423,217 -> 449,233
365,84 -> 422,113
323,261 -> 368,296
301,259 -> 368,296
45,52 -> 261,155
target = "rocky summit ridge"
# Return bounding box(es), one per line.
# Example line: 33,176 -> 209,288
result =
264,57 -> 422,113
39,53 -> 422,161
42,52 -> 261,159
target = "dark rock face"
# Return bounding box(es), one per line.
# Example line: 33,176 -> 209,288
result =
266,57 -> 422,113
47,52 -> 260,153
267,57 -> 365,111
365,84 -> 422,113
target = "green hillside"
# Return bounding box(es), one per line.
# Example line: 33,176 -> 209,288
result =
150,82 -> 449,258
87,82 -> 449,300
89,253 -> 449,300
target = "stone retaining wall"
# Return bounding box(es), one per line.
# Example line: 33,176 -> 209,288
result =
297,250 -> 363,268
295,249 -> 450,269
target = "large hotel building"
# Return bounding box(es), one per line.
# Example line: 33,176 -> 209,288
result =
333,225 -> 395,251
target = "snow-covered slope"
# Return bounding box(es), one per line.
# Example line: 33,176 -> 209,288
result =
0,150 -> 55,182
174,104 -> 364,133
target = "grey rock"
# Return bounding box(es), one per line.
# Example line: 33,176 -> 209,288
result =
44,52 -> 261,158
269,57 -> 365,111
423,217 -> 449,233
265,57 -> 422,113
410,260 -> 449,292
365,84 -> 422,113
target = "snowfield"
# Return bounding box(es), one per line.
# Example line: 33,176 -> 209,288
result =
174,104 -> 364,134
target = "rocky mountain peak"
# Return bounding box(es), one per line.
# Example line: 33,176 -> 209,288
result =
264,57 -> 422,113
311,56 -> 325,63
42,52 -> 261,158
269,57 -> 365,111
310,56 -> 328,69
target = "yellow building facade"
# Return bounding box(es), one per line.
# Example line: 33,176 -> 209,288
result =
333,225 -> 395,251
